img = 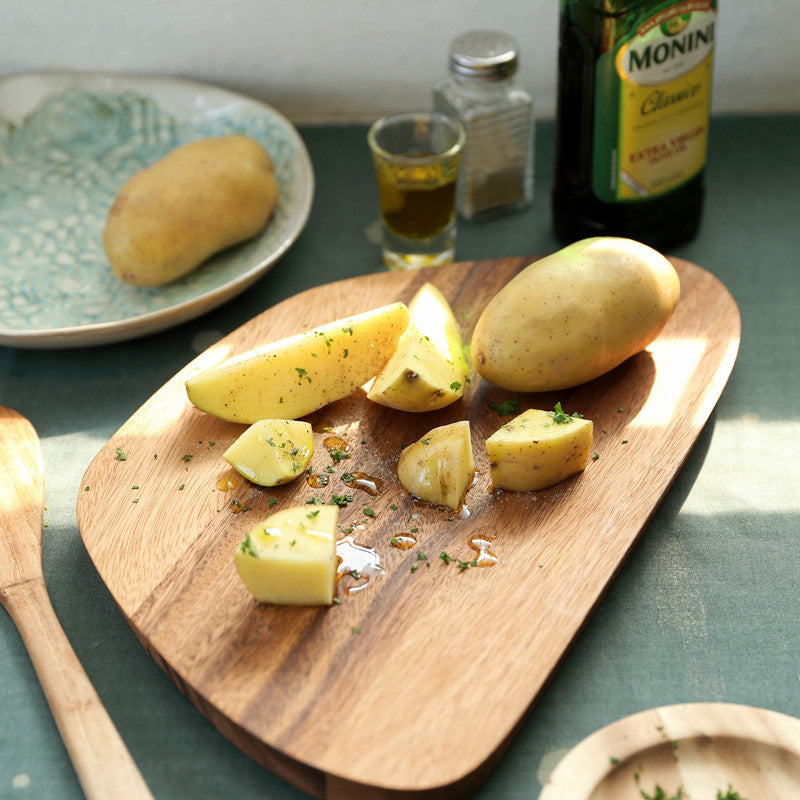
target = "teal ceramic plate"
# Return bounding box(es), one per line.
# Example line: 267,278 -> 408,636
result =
0,72 -> 313,348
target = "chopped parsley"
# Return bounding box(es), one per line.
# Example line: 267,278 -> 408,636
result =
639,786 -> 684,800
717,787 -> 747,800
240,534 -> 257,557
330,493 -> 354,506
115,447 -> 126,461
549,401 -> 583,425
488,399 -> 520,415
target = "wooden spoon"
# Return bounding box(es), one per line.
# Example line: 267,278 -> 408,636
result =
0,406 -> 153,800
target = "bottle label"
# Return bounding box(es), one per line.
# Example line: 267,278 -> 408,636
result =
592,1 -> 717,202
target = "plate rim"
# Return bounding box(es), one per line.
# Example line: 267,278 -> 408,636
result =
538,701 -> 800,799
0,69 -> 314,349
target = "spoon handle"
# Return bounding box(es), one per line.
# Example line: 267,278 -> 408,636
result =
1,577 -> 154,800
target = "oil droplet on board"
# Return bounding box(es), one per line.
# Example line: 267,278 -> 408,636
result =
217,476 -> 239,492
342,471 -> 383,496
306,472 -> 330,488
468,536 -> 498,567
229,498 -> 251,514
336,534 -> 383,594
324,435 -> 351,463
390,533 -> 417,550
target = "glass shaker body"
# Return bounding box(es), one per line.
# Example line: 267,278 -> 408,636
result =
433,31 -> 534,220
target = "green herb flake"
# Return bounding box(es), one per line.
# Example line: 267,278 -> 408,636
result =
450,381 -> 462,391
639,785 -> 684,800
306,509 -> 321,519
550,401 -> 583,424
268,497 -> 278,507
592,452 -> 600,461
115,447 -> 127,461
488,399 -> 520,415
182,454 -> 193,463
362,507 -> 376,517
240,534 -> 257,558
716,786 -> 747,800
328,448 -> 350,463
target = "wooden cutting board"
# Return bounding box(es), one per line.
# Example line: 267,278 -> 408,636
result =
77,255 -> 740,799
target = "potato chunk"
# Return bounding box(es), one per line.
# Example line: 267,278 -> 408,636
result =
397,420 -> 475,510
486,406 -> 593,491
235,505 -> 338,605
224,419 -> 313,486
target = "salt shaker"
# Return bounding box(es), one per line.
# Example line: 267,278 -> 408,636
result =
433,30 -> 534,220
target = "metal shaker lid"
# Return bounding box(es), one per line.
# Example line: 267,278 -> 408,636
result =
448,30 -> 519,80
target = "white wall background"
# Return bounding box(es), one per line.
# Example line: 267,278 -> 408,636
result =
2,0 -> 799,122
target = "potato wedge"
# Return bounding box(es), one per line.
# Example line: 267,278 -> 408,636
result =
186,302 -> 409,423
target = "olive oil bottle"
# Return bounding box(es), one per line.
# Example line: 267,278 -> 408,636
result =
552,0 -> 718,249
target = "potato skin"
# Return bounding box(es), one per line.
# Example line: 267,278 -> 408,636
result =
470,237 -> 680,392
103,135 -> 279,286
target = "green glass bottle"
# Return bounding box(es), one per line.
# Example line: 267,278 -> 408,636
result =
552,0 -> 718,249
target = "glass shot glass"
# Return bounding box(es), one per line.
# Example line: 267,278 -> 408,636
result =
368,112 -> 465,270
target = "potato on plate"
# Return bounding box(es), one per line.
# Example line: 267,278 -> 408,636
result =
103,135 -> 280,286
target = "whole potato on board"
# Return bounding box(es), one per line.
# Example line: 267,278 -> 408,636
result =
103,135 -> 279,286
470,237 -> 680,392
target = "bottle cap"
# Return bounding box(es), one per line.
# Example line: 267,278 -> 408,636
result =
448,30 -> 519,80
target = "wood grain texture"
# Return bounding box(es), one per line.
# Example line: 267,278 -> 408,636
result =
0,406 -> 153,800
539,702 -> 800,798
76,256 -> 741,799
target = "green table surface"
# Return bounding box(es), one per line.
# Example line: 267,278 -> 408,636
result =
1,115 -> 799,799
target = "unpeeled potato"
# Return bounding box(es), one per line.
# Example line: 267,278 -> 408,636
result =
471,237 -> 680,392
103,135 -> 280,286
